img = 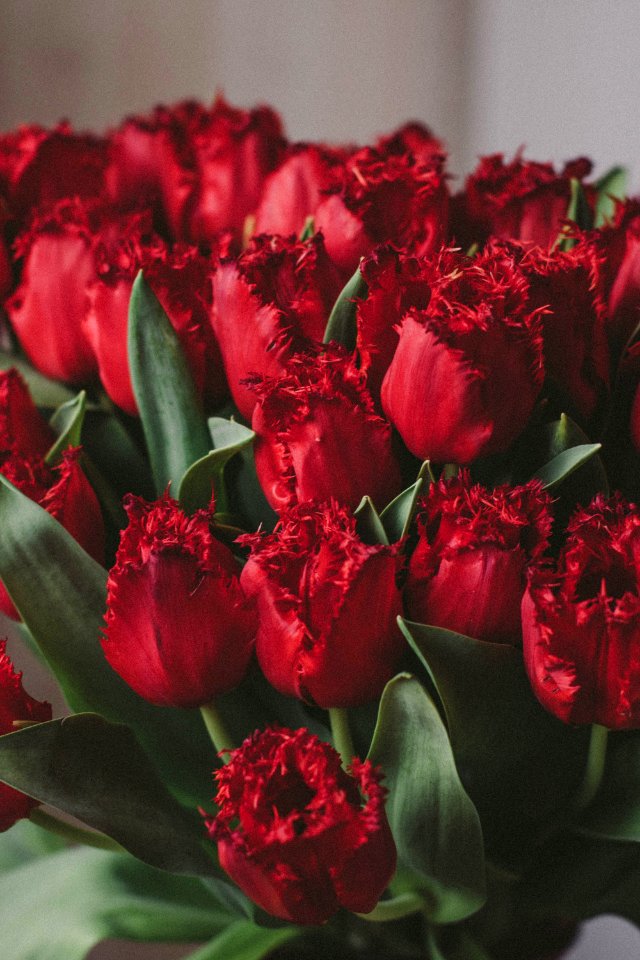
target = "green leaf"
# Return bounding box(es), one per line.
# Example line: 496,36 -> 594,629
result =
45,391 -> 87,464
380,477 -> 425,542
299,216 -> 315,241
354,495 -> 389,545
184,920 -> 299,960
0,714 -> 215,876
398,619 -> 589,859
128,271 -> 211,493
532,443 -> 602,490
0,352 -> 76,407
323,263 -> 368,352
595,165 -> 627,227
178,418 -> 255,515
0,819 -> 65,872
0,844 -> 230,960
0,473 -> 214,807
575,730 -> 640,842
557,177 -> 593,250
368,674 -> 486,923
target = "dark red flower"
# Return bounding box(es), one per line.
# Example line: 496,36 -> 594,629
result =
84,214 -> 223,414
522,494 -> 640,728
513,240 -> 610,425
209,234 -> 340,420
315,146 -> 448,279
254,142 -> 347,237
381,246 -> 544,464
0,368 -> 55,458
206,725 -> 396,923
5,198 -> 101,384
249,348 -> 403,513
458,153 -> 593,250
156,96 -> 285,243
240,501 -> 404,707
406,473 -> 552,643
0,123 -> 106,220
356,246 -> 433,404
588,200 -> 640,359
102,494 -> 256,708
0,641 -> 52,832
376,121 -> 445,167
0,447 -> 104,619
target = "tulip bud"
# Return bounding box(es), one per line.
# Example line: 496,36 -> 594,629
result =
0,641 -> 51,831
240,501 -> 404,707
376,121 -> 445,167
205,725 -> 396,923
522,494 -> 640,728
102,494 -> 256,708
210,234 -> 340,420
249,348 -> 403,513
406,473 -> 553,643
381,246 -> 544,464
0,368 -> 55,457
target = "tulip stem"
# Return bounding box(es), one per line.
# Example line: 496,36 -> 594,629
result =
573,723 -> 609,812
29,807 -> 125,853
200,701 -> 235,761
357,891 -> 425,923
329,708 -> 355,767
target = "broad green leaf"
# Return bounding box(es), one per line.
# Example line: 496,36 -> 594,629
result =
128,271 -> 211,493
368,674 -> 486,923
542,414 -> 608,491
45,391 -> 86,464
0,473 -> 214,807
354,495 -> 389,545
595,165 -> 627,226
399,619 -> 588,859
0,818 -> 65,872
81,408 -> 155,501
178,418 -> 255,515
323,263 -> 368,352
576,731 -> 640,842
184,920 -> 299,960
0,352 -> 76,407
0,845 -> 230,960
532,443 -> 601,490
0,714 -> 215,876
380,477 -> 425,542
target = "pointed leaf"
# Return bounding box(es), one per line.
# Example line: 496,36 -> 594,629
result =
0,714 -> 215,876
557,178 -> 593,250
0,351 -> 76,407
380,478 -> 424,541
0,845 -> 230,960
178,418 -> 255,515
532,443 -> 602,489
0,473 -> 214,807
354,495 -> 389,545
299,216 -> 315,241
184,921 -> 299,960
128,270 -> 211,493
45,391 -> 87,464
368,673 -> 486,923
323,263 -> 368,351
398,619 -> 588,858
595,165 -> 627,227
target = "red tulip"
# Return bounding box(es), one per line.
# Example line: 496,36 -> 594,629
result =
240,501 -> 403,707
376,121 -> 445,167
522,494 -> 640,728
250,348 -> 403,513
0,368 -> 55,458
210,234 -> 340,420
588,200 -> 640,359
381,246 -> 544,464
406,473 -> 552,643
205,725 -> 396,923
102,494 -> 256,708
0,641 -> 52,832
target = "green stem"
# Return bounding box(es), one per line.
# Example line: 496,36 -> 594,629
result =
200,701 -> 236,760
30,807 -> 125,853
357,891 -> 425,923
329,707 -> 355,767
573,723 -> 608,812
441,463 -> 459,479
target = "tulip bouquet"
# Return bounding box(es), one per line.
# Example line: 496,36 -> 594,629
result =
0,97 -> 639,960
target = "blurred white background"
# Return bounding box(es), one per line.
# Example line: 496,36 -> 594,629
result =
2,1 -> 640,957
